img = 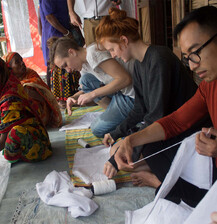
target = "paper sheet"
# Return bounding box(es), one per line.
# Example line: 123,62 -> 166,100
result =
0,154 -> 11,204
72,145 -> 110,184
59,112 -> 103,131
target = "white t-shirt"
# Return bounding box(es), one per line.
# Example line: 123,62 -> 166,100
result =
74,0 -> 112,18
81,43 -> 135,99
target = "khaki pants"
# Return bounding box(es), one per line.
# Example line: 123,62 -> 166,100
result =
83,18 -> 102,46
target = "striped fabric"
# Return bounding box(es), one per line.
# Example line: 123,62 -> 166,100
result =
65,106 -> 131,186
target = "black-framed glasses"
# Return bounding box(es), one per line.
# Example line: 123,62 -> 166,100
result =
182,32 -> 217,67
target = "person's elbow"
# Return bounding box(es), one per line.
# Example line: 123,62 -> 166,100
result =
45,14 -> 55,23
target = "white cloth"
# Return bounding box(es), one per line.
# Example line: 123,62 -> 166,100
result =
0,154 -> 11,204
2,0 -> 34,57
72,145 -> 110,184
125,132 -> 213,224
74,0 -> 136,19
81,43 -> 135,98
36,170 -> 98,218
74,0 -> 112,18
59,112 -> 103,131
125,199 -> 193,224
184,180 -> 217,224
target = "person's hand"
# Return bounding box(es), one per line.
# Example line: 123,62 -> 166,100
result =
69,11 -> 82,29
114,136 -> 134,171
211,211 -> 217,224
103,133 -> 115,147
111,0 -> 122,6
103,161 -> 118,178
77,92 -> 95,105
66,96 -> 77,115
195,127 -> 217,158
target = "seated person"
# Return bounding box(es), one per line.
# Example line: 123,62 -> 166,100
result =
4,52 -> 62,128
0,57 -> 52,163
47,37 -> 81,109
95,8 -> 208,179
48,36 -> 135,138
114,6 -> 217,208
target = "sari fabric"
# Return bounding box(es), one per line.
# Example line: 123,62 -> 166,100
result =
0,74 -> 52,162
20,68 -> 62,127
50,67 -> 80,101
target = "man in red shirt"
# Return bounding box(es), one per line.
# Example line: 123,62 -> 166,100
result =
115,6 -> 217,207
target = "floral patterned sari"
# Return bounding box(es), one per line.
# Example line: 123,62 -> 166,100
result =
0,74 -> 52,162
20,68 -> 62,127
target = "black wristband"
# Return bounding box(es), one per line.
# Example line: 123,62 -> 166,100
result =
108,146 -> 119,171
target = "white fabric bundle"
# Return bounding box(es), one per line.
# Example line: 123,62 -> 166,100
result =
125,132 -> 213,224
72,145 -> 110,184
0,154 -> 11,204
59,112 -> 103,131
36,170 -> 98,218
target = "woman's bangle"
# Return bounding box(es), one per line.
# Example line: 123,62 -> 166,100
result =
63,30 -> 70,37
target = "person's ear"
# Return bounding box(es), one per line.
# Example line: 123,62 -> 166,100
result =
120,35 -> 129,46
68,48 -> 77,57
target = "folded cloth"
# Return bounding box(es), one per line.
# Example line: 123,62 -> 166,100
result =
36,170 -> 98,218
125,132 -> 213,224
0,153 -> 11,204
72,145 -> 110,184
59,112 -> 103,131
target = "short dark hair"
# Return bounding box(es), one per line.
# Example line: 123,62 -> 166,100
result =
174,6 -> 217,41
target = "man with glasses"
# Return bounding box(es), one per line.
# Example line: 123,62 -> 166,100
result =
114,6 -> 217,207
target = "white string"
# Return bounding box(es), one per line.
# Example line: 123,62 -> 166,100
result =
132,140 -> 183,165
92,179 -> 116,195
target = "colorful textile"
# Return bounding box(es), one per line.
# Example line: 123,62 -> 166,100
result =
50,67 -> 80,101
18,68 -> 62,127
65,106 -> 131,186
0,74 -> 52,162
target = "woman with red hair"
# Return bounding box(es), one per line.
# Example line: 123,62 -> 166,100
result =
95,8 -> 208,184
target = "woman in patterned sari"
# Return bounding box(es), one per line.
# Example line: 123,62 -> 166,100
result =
0,58 -> 52,163
4,52 -> 62,128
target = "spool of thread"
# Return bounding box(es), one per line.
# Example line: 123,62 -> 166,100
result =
91,179 -> 116,195
77,138 -> 90,148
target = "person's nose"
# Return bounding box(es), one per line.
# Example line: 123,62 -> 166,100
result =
189,60 -> 200,72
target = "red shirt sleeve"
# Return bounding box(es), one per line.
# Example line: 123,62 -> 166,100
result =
156,82 -> 209,139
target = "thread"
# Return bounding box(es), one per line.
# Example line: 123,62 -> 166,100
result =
77,138 -> 90,148
132,140 -> 183,165
92,179 -> 116,195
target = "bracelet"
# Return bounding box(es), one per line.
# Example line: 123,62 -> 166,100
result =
63,30 -> 70,37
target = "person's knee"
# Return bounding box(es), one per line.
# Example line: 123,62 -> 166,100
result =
79,73 -> 100,92
90,121 -> 105,138
79,73 -> 94,86
91,125 -> 104,138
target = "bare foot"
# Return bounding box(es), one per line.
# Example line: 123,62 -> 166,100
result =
130,171 -> 161,188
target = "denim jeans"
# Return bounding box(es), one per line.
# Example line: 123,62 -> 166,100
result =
80,73 -> 134,137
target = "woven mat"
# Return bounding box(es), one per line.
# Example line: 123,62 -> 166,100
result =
65,106 -> 131,186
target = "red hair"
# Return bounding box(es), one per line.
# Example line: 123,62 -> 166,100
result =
95,7 -> 140,44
